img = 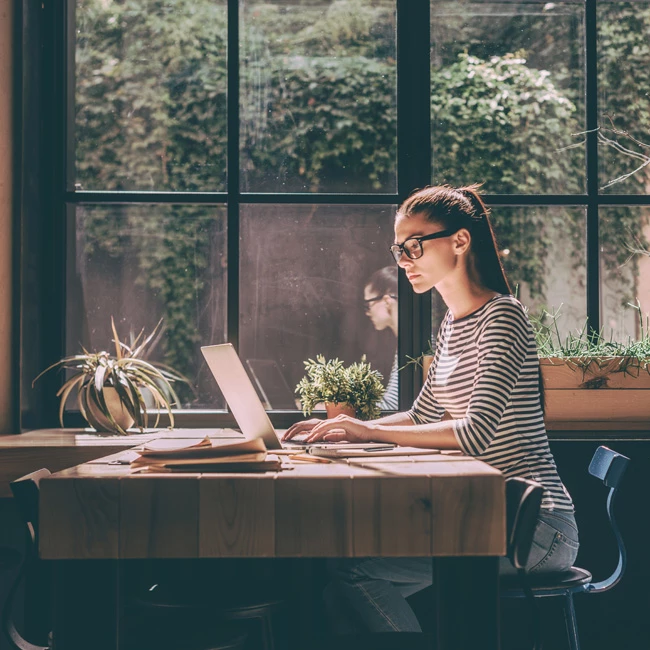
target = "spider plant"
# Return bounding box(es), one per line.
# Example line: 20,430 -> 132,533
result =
33,318 -> 186,434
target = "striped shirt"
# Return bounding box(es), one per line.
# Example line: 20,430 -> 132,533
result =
407,294 -> 573,512
379,353 -> 399,411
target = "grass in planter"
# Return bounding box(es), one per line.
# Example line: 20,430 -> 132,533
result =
531,301 -> 650,382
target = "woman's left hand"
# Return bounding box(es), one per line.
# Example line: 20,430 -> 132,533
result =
301,415 -> 376,443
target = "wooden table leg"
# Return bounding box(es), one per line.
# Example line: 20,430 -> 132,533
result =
51,560 -> 122,650
432,556 -> 500,650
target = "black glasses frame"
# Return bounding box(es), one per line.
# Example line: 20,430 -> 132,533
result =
390,229 -> 457,263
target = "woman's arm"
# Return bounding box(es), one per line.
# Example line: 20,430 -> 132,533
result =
299,413 -> 460,449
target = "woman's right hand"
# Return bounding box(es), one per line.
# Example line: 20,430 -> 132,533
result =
282,418 -> 324,441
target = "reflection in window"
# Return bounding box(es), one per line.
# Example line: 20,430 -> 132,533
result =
68,206 -> 227,408
430,1 -> 585,194
240,0 -> 397,193
240,205 -> 397,409
601,208 -> 650,341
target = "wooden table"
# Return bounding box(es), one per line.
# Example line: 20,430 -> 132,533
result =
38,442 -> 505,650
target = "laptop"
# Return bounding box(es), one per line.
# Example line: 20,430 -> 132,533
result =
201,344 -> 395,452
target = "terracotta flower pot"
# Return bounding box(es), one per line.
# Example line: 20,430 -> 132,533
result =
324,402 -> 356,419
86,386 -> 135,433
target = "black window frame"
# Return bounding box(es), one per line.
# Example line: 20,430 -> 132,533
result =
14,0 -> 650,431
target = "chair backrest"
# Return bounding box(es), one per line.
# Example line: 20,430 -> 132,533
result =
587,446 -> 630,593
4,469 -> 51,650
10,469 -> 51,549
506,477 -> 544,571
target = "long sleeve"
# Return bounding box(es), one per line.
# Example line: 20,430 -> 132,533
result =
451,303 -> 529,456
406,318 -> 448,425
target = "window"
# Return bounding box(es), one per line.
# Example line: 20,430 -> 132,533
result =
19,0 -> 650,428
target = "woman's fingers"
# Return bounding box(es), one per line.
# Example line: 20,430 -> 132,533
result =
306,420 -> 348,442
322,430 -> 348,442
282,418 -> 321,440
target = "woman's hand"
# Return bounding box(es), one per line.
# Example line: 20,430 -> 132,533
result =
284,415 -> 376,444
282,418 -> 323,442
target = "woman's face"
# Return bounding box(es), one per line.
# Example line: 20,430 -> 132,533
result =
363,285 -> 393,331
394,212 -> 466,294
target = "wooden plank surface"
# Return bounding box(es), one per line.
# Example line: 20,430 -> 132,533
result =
0,428 -> 246,497
352,476 -> 432,556
38,452 -> 506,560
199,475 -> 276,557
545,389 -> 650,421
40,472 -> 120,560
120,475 -> 200,558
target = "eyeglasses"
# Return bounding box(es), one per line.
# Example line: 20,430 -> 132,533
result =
389,229 -> 457,263
363,294 -> 397,311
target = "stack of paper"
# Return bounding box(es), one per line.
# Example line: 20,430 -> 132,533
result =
130,436 -> 282,472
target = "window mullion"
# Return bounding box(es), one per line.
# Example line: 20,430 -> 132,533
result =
397,0 -> 432,407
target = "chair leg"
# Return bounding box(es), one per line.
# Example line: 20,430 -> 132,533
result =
562,593 -> 581,650
259,611 -> 275,650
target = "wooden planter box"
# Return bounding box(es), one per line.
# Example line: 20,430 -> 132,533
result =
541,357 -> 650,423
419,355 -> 650,425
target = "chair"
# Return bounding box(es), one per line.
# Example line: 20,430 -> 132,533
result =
501,445 -> 630,650
503,477 -> 545,650
2,468 -> 51,650
131,573 -> 284,650
5,469 -> 247,650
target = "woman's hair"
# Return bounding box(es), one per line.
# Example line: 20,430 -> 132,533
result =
396,184 -> 511,295
397,185 -> 545,414
366,266 -> 398,298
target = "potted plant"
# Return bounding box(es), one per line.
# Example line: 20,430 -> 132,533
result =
532,304 -> 650,425
295,355 -> 386,421
33,318 -> 186,435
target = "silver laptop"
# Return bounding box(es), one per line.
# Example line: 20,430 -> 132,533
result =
202,344 -> 283,450
201,344 -> 394,452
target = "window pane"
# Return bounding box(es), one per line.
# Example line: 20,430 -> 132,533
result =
240,1 -> 397,193
430,1 -> 585,194
432,207 -> 587,342
75,0 -> 228,191
240,205 -> 397,410
601,208 -> 650,340
598,3 -> 650,194
67,205 -> 227,409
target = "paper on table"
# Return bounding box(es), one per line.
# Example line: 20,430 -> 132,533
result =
134,436 -> 266,458
309,446 -> 440,459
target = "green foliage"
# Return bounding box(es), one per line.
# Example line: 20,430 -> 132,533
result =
295,355 -> 385,420
431,52 -> 583,298
531,303 -> 650,377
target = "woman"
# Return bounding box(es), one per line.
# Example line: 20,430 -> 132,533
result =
283,185 -> 578,633
363,266 -> 399,410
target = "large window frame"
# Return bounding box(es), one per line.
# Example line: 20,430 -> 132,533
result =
16,0 -> 650,431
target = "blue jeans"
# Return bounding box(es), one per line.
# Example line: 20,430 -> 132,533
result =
324,509 -> 579,634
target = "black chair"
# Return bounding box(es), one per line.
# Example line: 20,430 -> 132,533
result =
503,477 -> 545,650
6,469 -> 247,650
501,445 -> 630,650
2,468 -> 51,650
131,570 -> 284,650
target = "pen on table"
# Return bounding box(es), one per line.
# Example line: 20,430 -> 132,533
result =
288,454 -> 332,463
